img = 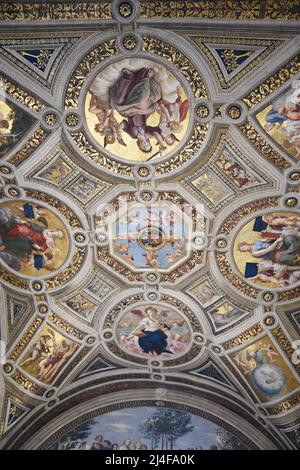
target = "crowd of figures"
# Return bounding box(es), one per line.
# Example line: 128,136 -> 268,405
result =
55,434 -> 220,451
236,212 -> 300,288
50,408 -> 246,451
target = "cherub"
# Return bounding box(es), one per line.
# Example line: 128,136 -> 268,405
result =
89,94 -> 109,131
234,353 -> 255,375
123,252 -> 135,262
127,212 -> 140,224
262,213 -> 300,230
157,103 -> 180,148
115,242 -> 132,254
89,95 -> 126,147
158,86 -> 189,132
173,242 -> 183,257
143,251 -> 159,270
102,111 -> 127,148
166,252 -> 176,263
170,320 -> 186,341
118,321 -> 133,343
253,272 -> 286,286
259,342 -> 279,363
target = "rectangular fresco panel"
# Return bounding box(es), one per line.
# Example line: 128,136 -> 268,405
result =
19,324 -> 78,384
232,336 -> 298,402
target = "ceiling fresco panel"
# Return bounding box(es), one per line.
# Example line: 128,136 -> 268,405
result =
0,0 -> 299,452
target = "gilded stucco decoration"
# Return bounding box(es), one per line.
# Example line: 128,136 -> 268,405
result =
0,0 -> 299,452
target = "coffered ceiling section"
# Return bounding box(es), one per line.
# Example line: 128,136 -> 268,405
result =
0,0 -> 299,451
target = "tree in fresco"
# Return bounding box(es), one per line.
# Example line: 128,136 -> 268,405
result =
52,419 -> 96,449
215,428 -> 247,450
139,408 -> 194,450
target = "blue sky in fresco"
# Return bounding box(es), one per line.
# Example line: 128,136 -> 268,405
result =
82,407 -> 220,449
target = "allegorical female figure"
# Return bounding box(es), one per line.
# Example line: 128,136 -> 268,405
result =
129,307 -> 172,356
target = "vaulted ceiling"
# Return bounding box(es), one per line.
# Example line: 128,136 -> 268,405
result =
0,0 -> 299,450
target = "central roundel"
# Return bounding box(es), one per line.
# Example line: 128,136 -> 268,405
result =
85,58 -> 190,162
108,203 -> 192,272
137,226 -> 166,251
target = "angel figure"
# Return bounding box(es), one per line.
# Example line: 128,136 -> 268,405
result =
118,321 -> 133,343
157,88 -> 188,145
258,342 -> 279,363
143,251 -> 159,270
89,95 -> 126,147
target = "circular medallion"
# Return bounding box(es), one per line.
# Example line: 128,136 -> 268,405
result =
0,165 -> 11,175
233,211 -> 300,288
109,203 -> 191,272
122,35 -> 137,51
264,316 -> 275,326
7,187 -> 20,198
285,197 -> 298,208
65,114 -> 79,127
115,304 -> 192,360
137,166 -> 150,178
119,1 -> 133,18
137,226 -> 166,252
216,238 -> 228,249
85,58 -> 190,162
289,171 -> 300,182
0,200 -> 70,277
196,105 -> 209,119
227,105 -> 241,119
44,113 -> 57,126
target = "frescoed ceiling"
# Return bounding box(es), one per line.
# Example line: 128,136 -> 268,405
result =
0,0 -> 299,450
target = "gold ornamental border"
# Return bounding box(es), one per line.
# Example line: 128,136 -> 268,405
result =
242,54 -> 300,109
103,291 -> 203,367
1,1 -> 299,22
0,190 -> 86,291
140,1 -> 300,21
65,36 -> 209,177
188,36 -> 282,90
215,197 -> 300,301
0,2 -> 112,21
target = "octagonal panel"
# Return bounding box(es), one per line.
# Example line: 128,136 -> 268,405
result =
108,202 -> 192,272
